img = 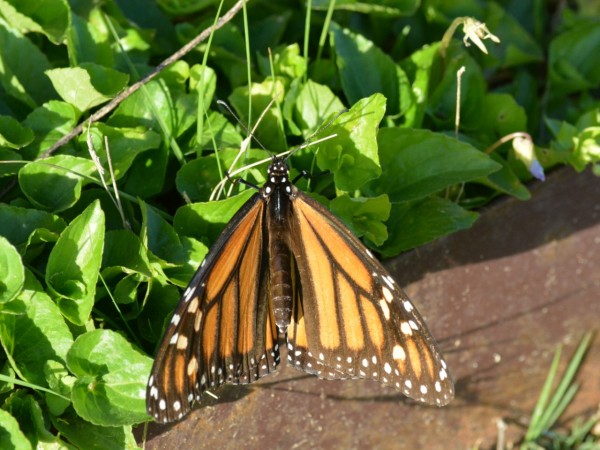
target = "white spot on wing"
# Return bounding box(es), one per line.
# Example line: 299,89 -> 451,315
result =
393,345 -> 406,361
382,286 -> 394,303
383,275 -> 395,289
400,322 -> 412,335
379,299 -> 390,319
176,335 -> 188,349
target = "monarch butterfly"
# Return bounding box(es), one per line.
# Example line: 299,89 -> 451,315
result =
146,156 -> 454,423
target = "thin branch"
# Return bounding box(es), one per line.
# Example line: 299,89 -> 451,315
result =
41,0 -> 247,159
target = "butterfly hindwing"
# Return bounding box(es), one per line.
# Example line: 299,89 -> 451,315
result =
287,191 -> 454,406
146,194 -> 281,423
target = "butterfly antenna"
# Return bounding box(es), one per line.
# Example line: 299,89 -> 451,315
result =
285,108 -> 348,161
216,99 -> 274,154
211,98 -> 282,201
311,108 -> 349,141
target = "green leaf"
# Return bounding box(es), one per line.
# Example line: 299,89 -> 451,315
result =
331,23 -> 402,115
549,21 -> 600,95
0,21 -> 54,107
482,2 -> 543,68
312,0 -> 419,15
108,79 -> 179,135
0,204 -> 65,250
18,155 -> 97,212
4,390 -> 55,447
427,46 -> 486,129
0,0 -> 70,45
370,128 -> 501,202
140,203 -> 184,266
68,12 -> 115,68
138,282 -> 181,343
229,79 -> 287,152
329,194 -> 391,247
193,110 -> 243,151
190,63 -> 217,109
286,80 -> 345,138
111,274 -> 142,305
0,408 -> 31,450
67,329 -> 152,426
316,94 -> 386,191
46,200 -> 105,325
46,63 -> 129,112
22,101 -> 80,159
176,236 -> 209,282
0,237 -> 24,304
50,408 -> 140,450
401,43 -> 439,128
174,190 -> 255,245
0,270 -> 74,387
572,126 -> 600,171
257,43 -> 307,80
545,111 -> 600,172
80,123 -> 161,180
0,148 -> 21,177
0,115 -> 33,149
102,230 -> 153,278
479,93 -> 528,139
44,360 -> 74,417
175,148 -> 265,202
481,153 -> 531,201
122,146 -> 169,198
383,197 -> 479,256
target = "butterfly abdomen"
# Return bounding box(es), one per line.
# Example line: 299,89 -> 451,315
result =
268,234 -> 293,333
266,174 -> 294,333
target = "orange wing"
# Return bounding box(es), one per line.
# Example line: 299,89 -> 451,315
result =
287,191 -> 453,406
147,194 -> 280,423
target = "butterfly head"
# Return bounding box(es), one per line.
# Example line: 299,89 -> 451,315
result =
263,158 -> 292,198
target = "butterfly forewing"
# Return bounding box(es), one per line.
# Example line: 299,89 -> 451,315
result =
146,195 -> 281,423
287,191 -> 454,406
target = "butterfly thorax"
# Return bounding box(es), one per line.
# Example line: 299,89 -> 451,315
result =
264,159 -> 294,333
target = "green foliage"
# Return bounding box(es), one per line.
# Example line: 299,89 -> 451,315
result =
520,332 -> 598,450
0,0 -> 597,447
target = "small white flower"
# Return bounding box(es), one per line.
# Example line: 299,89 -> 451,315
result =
462,18 -> 500,55
513,135 -> 545,181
